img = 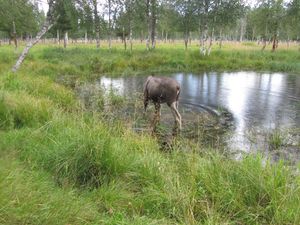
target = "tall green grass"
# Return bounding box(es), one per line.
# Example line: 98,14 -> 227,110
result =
0,43 -> 299,224
2,43 -> 300,80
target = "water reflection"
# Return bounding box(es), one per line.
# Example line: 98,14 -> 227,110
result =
175,72 -> 299,128
86,72 -> 300,152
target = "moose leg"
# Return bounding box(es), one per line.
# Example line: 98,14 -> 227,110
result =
170,102 -> 182,130
157,102 -> 161,119
143,94 -> 149,112
152,102 -> 161,132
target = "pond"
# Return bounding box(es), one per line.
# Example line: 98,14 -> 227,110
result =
76,72 -> 300,162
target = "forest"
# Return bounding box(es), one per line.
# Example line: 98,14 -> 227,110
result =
1,0 -> 300,51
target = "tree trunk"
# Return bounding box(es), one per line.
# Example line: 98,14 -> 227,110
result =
123,26 -> 127,50
207,37 -> 213,55
184,39 -> 188,50
200,25 -> 208,55
64,31 -> 68,48
165,31 -> 168,43
150,0 -> 156,49
56,29 -> 60,44
200,1 -> 209,56
240,18 -> 246,42
198,24 -> 201,49
146,0 -> 150,50
199,32 -> 201,48
141,30 -> 144,43
272,34 -> 277,52
93,0 -> 100,48
108,0 -> 112,50
261,38 -> 267,51
272,34 -> 278,52
184,32 -> 188,51
129,22 -> 133,51
85,30 -> 88,44
12,21 -> 18,49
127,0 -> 133,51
12,1 -> 56,73
206,28 -> 214,55
219,29 -> 223,49
96,32 -> 100,48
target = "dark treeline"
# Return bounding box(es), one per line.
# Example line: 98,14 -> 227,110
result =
0,0 -> 300,51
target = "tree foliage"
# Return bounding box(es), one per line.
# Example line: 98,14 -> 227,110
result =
1,0 -> 300,45
0,0 -> 43,38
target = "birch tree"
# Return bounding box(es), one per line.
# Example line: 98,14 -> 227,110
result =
150,0 -> 158,49
287,0 -> 300,50
108,0 -> 112,49
12,0 -> 58,73
0,0 -> 41,47
126,0 -> 134,51
53,0 -> 78,48
253,0 -> 285,51
116,0 -> 134,50
92,0 -> 101,48
146,0 -> 151,50
159,1 -> 178,43
176,0 -> 197,50
77,0 -> 94,44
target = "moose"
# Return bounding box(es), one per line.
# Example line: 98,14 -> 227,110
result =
143,76 -> 182,132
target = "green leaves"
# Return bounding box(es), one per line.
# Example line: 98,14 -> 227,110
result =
0,0 -> 43,36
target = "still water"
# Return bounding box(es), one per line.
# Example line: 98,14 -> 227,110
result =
79,72 -> 300,159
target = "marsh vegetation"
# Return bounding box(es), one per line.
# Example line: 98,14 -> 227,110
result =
1,0 -> 300,223
0,43 -> 300,224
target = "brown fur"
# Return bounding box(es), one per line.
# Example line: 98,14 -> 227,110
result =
144,76 -> 182,130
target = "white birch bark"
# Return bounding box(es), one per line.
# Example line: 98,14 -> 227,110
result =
85,30 -> 88,44
219,29 -> 223,49
56,29 -> 60,44
13,21 -> 18,49
200,25 -> 208,55
123,26 -> 127,50
12,1 -> 56,73
207,27 -> 214,56
146,0 -> 150,50
108,0 -> 112,50
240,18 -> 246,42
128,0 -> 133,51
150,0 -> 156,49
129,18 -> 133,51
165,31 -> 168,43
64,31 -> 68,48
93,0 -> 100,48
